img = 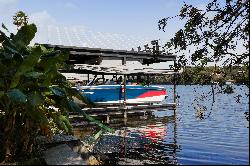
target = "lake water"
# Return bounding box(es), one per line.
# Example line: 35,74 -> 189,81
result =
73,85 -> 249,165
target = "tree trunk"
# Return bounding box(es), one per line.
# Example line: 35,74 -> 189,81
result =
1,111 -> 36,163
2,110 -> 17,163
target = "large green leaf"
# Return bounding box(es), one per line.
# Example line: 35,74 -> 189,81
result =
94,130 -> 103,141
53,72 -> 68,85
65,87 -> 95,106
39,51 -> 68,69
53,114 -> 72,133
28,92 -> 43,107
11,24 -> 37,48
50,86 -> 66,97
36,51 -> 69,86
24,71 -> 44,79
0,30 -> 17,50
19,46 -> 42,71
88,129 -> 103,144
3,44 -> 19,55
7,89 -> 27,104
26,106 -> 49,128
42,67 -> 58,86
59,115 -> 72,133
10,46 -> 42,88
0,22 -> 111,150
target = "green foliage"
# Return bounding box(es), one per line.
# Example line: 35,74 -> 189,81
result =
12,23 -> 37,48
223,85 -> 235,94
13,11 -> 28,29
158,0 -> 249,68
150,65 -> 249,86
0,19 -> 112,162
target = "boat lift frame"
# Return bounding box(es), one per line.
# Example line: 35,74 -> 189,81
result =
42,44 -> 179,119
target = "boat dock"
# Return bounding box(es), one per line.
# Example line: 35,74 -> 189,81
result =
69,103 -> 176,124
42,43 -> 179,123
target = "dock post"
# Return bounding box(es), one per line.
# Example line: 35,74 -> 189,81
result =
123,74 -> 127,107
173,104 -> 177,155
174,72 -> 177,104
124,110 -> 127,119
173,61 -> 177,109
123,118 -> 127,126
106,114 -> 110,124
122,56 -> 127,108
122,57 -> 126,65
102,74 -> 105,84
123,74 -> 127,120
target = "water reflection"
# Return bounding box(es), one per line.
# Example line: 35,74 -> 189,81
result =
74,110 -> 179,165
73,85 -> 249,165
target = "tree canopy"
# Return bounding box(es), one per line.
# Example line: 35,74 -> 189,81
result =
158,0 -> 249,68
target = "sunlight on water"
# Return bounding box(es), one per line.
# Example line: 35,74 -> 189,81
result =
73,85 -> 249,165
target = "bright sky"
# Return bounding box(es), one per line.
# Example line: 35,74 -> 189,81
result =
1,0 -> 225,68
0,0 -> 212,42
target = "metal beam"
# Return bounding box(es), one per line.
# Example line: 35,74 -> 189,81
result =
40,43 -> 177,65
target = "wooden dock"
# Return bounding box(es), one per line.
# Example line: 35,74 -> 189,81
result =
69,103 -> 176,124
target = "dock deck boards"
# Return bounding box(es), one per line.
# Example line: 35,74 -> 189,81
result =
69,103 -> 176,118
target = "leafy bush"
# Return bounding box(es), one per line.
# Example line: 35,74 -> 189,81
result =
0,19 -> 112,162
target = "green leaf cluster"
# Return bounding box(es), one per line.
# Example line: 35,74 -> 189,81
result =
158,0 -> 249,67
0,22 -> 112,162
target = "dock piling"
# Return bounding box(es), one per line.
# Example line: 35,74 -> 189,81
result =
123,74 -> 127,107
173,61 -> 177,105
106,114 -> 110,124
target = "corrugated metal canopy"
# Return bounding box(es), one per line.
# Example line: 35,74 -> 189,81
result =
42,43 -> 177,65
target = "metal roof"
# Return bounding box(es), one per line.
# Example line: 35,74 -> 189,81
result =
31,25 -> 154,50
41,43 -> 177,65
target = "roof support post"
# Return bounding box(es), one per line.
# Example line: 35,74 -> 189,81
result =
102,74 -> 105,84
147,75 -> 150,86
173,61 -> 177,108
123,74 -> 127,107
122,57 -> 126,65
174,73 -> 177,103
106,114 -> 110,124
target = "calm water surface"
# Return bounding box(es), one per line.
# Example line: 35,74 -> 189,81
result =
74,85 -> 249,165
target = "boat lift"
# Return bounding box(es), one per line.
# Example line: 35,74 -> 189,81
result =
59,64 -> 179,107
42,44 -> 179,120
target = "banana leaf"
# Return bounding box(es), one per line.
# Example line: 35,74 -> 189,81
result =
11,24 -> 37,48
27,92 -> 43,107
10,46 -> 42,88
7,89 -> 27,104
